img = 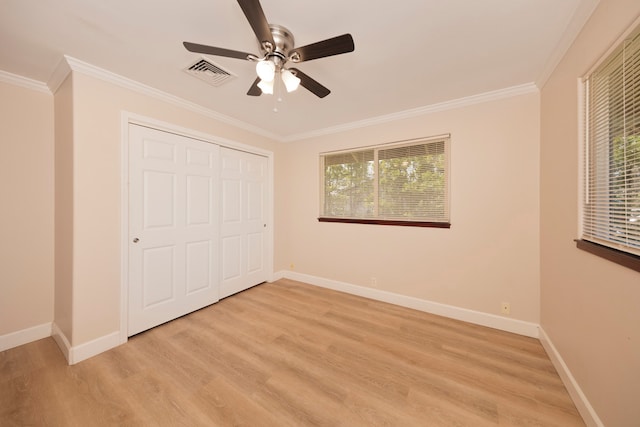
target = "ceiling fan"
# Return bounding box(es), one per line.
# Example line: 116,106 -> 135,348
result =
183,0 -> 355,98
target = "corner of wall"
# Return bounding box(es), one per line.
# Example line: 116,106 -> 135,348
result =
47,56 -> 72,94
539,327 -> 604,427
51,322 -> 124,365
51,322 -> 71,363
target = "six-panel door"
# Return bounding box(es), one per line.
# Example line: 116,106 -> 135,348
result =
128,125 -> 220,336
220,147 -> 268,298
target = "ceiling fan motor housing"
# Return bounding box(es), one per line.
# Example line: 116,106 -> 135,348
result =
263,24 -> 295,66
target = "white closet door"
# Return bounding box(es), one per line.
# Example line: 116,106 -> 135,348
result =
128,125 -> 219,336
220,147 -> 268,298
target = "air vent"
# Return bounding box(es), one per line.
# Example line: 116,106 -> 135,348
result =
184,58 -> 236,87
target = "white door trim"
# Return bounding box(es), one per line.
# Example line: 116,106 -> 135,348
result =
120,111 -> 275,343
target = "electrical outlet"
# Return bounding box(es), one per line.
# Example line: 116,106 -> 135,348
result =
371,277 -> 377,287
501,302 -> 511,315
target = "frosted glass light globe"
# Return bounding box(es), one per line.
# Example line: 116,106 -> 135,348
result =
256,60 -> 276,82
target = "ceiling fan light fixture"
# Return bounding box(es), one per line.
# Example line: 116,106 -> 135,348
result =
281,69 -> 301,92
256,60 -> 276,82
257,78 -> 274,94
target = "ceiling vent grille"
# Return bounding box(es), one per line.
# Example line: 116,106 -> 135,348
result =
184,58 -> 236,87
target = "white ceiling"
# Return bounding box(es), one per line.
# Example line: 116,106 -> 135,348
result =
0,0 -> 597,140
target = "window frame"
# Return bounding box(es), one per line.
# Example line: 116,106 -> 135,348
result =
318,135 -> 451,228
577,19 -> 640,273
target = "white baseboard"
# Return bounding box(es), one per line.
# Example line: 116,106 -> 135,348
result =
539,327 -> 604,427
270,270 -> 286,282
70,331 -> 123,365
0,322 -> 52,352
51,322 -> 71,361
51,323 -> 123,365
278,271 -> 540,338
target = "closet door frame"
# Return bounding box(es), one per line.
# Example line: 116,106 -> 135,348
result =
119,112 -> 274,344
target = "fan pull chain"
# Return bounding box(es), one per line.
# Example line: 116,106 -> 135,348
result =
273,73 -> 283,112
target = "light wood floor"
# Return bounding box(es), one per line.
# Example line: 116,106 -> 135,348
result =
1,279 -> 584,426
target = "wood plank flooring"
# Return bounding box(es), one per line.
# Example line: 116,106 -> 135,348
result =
0,279 -> 585,426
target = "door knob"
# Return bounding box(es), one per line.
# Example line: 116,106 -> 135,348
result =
133,238 -> 139,243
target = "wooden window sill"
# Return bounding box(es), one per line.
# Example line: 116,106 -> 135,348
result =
318,217 -> 451,228
575,239 -> 640,273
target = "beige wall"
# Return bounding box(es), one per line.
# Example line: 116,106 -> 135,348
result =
54,75 -> 74,340
277,92 -> 541,322
540,1 -> 640,426
0,81 -> 54,335
64,71 -> 279,345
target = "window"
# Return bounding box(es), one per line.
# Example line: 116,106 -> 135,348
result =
319,136 -> 450,227
580,22 -> 640,269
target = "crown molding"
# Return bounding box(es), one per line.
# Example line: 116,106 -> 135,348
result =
536,0 -> 600,88
282,83 -> 539,142
0,69 -> 51,94
59,56 -> 280,141
47,57 -> 72,94
14,54 -> 541,143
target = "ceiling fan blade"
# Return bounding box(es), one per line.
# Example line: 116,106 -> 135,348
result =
237,0 -> 275,49
183,41 -> 254,60
247,77 -> 262,96
289,68 -> 330,98
289,34 -> 354,63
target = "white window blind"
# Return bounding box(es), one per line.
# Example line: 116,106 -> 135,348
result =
582,24 -> 640,256
322,150 -> 375,218
320,136 -> 450,223
378,141 -> 447,221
